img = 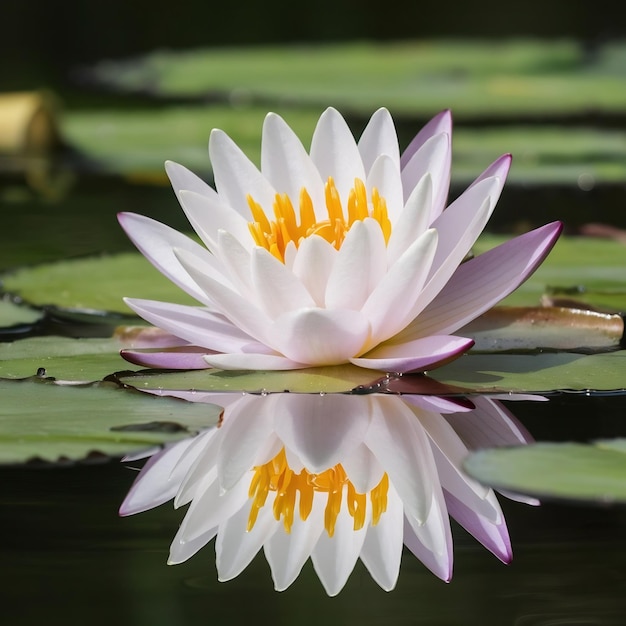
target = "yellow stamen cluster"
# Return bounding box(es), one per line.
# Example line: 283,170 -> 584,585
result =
247,448 -> 389,537
248,177 -> 392,262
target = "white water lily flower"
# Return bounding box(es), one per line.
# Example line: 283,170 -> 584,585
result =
119,108 -> 561,373
120,391 -> 540,596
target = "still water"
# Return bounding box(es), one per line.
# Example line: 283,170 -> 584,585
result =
2,177 -> 626,625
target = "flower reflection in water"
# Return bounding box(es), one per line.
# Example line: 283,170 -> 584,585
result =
120,391 -> 541,596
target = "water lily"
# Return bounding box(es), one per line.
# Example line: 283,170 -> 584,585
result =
120,391 -> 540,596
119,107 -> 562,373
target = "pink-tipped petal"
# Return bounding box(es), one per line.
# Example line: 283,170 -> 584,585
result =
444,489 -> 512,564
351,335 -> 474,373
404,221 -> 564,338
123,298 -> 260,354
117,212 -> 228,304
121,346 -> 212,370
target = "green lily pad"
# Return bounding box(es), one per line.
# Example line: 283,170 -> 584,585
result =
428,351 -> 626,394
464,441 -> 626,504
62,106 -> 626,184
0,252 -> 195,314
116,365 -> 384,395
83,40 -> 626,118
0,298 -> 42,327
0,378 -> 221,465
0,336 -> 132,382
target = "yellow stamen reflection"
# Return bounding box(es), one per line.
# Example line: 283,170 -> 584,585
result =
247,448 -> 389,537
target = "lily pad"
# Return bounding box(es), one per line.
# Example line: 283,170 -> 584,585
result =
62,106 -> 626,184
0,298 -> 42,327
0,378 -> 221,465
464,441 -> 626,504
115,365 -> 384,395
0,336 -> 132,382
427,351 -> 626,394
0,252 -> 195,314
82,40 -> 626,118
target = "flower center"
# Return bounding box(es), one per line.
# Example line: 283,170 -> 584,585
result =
247,177 -> 392,262
247,448 -> 389,537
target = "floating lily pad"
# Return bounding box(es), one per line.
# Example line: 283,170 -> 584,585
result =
428,351 -> 626,394
0,336 -> 131,382
464,441 -> 626,504
115,365 -> 384,395
62,106 -> 626,184
0,252 -> 195,314
0,298 -> 42,327
0,378 -> 221,465
82,40 -> 626,118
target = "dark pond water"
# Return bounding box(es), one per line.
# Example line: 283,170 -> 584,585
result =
2,176 -> 626,625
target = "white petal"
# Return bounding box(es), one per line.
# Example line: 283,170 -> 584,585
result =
261,112 -> 325,218
291,235 -> 337,306
203,352 -> 305,370
178,189 -> 252,251
118,212 -> 229,303
360,227 -> 438,342
359,481 -> 403,591
269,308 -> 371,365
310,107 -> 365,205
178,473 -> 250,543
209,128 -> 277,218
265,494 -> 326,591
217,394 -> 275,490
272,394 -> 371,473
251,247 -> 316,318
123,298 -> 259,353
366,154 -> 404,223
365,397 -> 436,524
358,107 -> 400,174
311,489 -> 369,596
119,434 -> 206,516
175,247 -> 273,344
216,498 -> 279,581
400,132 -> 451,221
415,177 -> 502,311
386,173 -> 433,265
341,443 -> 386,494
325,219 -> 387,311
166,160 -> 218,200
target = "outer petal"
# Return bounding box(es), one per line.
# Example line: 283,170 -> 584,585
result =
269,308 -> 371,366
444,489 -> 512,563
117,212 -> 229,304
122,298 -> 259,353
121,346 -> 212,370
177,189 -> 252,252
404,221 -> 563,338
400,131 -> 451,221
351,335 -> 474,373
